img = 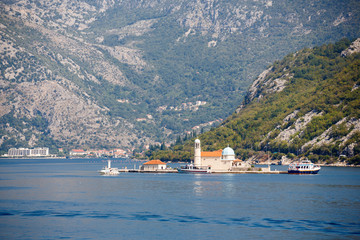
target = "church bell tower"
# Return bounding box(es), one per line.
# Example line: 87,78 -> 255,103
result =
194,139 -> 201,167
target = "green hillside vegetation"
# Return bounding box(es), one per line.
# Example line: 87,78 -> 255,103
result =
149,38 -> 360,165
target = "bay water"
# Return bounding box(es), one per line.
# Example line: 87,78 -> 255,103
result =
0,158 -> 359,239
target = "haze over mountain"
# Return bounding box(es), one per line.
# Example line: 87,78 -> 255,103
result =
1,0 -> 360,153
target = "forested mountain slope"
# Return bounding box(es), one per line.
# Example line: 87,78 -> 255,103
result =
1,0 -> 360,153
149,38 -> 360,165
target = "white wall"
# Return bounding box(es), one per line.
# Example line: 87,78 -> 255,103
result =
202,157 -> 232,171
143,164 -> 166,171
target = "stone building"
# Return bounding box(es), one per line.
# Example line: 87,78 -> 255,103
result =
194,139 -> 237,172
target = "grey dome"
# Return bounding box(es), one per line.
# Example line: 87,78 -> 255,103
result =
222,147 -> 235,156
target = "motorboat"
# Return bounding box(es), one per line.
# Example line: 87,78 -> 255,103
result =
288,159 -> 321,174
178,163 -> 211,174
99,160 -> 120,175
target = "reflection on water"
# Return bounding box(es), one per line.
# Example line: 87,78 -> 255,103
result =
192,174 -> 224,197
0,159 -> 359,239
193,180 -> 203,196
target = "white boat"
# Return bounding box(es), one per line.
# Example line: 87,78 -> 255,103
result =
99,160 -> 120,175
288,159 -> 321,174
178,163 -> 211,174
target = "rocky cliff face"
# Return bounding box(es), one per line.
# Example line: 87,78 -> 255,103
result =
0,0 -> 140,150
1,0 -> 359,152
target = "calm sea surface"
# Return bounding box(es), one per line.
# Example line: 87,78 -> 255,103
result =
0,158 -> 359,239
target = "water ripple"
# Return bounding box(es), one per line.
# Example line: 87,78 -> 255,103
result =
1,209 -> 359,236
0,211 -> 14,216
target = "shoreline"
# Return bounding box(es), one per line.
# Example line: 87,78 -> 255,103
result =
317,163 -> 360,167
256,161 -> 360,168
1,157 -> 359,168
0,156 -> 66,159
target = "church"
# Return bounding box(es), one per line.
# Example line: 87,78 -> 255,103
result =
193,139 -> 238,172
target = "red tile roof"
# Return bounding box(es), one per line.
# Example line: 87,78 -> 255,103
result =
201,150 -> 222,157
144,160 -> 166,165
71,149 -> 85,153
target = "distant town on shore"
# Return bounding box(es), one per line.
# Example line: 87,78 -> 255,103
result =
2,147 -> 131,158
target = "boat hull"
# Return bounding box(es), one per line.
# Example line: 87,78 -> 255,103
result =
288,159 -> 321,175
178,169 -> 211,174
288,169 -> 320,174
178,164 -> 211,174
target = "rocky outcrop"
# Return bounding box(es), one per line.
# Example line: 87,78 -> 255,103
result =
302,118 -> 360,152
180,0 -> 277,40
246,67 -> 273,102
100,45 -> 148,71
276,111 -> 323,142
238,63 -> 293,113
341,38 -> 360,57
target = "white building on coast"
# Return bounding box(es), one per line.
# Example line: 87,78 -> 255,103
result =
7,147 -> 49,157
141,160 -> 167,171
194,139 -> 238,172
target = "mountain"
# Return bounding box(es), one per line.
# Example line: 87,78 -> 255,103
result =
1,0 -> 360,153
149,38 -> 360,165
